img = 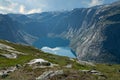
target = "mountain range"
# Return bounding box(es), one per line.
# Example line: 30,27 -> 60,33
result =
0,1 -> 120,63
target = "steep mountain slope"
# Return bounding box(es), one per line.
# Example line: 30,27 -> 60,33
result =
70,2 -> 120,63
0,40 -> 120,80
0,40 -> 96,80
8,1 -> 120,63
0,14 -> 36,44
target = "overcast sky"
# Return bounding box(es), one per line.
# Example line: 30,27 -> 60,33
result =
0,0 -> 118,14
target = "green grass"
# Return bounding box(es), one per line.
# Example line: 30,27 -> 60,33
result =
96,64 -> 120,80
0,40 -> 120,80
0,40 -> 87,70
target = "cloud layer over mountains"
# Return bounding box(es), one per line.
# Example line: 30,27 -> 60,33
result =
0,0 -> 118,14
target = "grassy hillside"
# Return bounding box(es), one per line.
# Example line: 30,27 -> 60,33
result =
0,40 -> 120,80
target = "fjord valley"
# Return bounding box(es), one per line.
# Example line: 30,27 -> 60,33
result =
0,0 -> 120,80
6,1 -> 120,63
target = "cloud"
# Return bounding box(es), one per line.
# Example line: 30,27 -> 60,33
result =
0,0 -> 18,14
0,0 -> 42,14
0,0 -> 106,14
89,0 -> 104,7
19,5 -> 42,14
19,5 -> 25,13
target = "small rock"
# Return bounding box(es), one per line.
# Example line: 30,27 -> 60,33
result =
77,60 -> 95,66
65,64 -> 72,68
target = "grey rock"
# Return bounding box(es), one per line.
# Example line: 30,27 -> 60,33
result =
0,67 -> 17,78
1,53 -> 17,59
36,70 -> 63,80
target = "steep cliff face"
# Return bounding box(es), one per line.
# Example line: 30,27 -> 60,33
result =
70,2 -> 120,63
8,1 -> 120,63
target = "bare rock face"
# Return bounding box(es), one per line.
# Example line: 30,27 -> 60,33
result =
70,2 -> 120,63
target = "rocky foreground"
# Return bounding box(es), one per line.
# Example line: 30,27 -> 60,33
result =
0,40 -> 120,80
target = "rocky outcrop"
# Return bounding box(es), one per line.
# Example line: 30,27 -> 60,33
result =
77,60 -> 95,66
79,69 -> 107,79
0,43 -> 14,50
27,58 -> 58,68
0,43 -> 26,59
1,53 -> 17,59
36,70 -> 63,80
0,66 -> 17,78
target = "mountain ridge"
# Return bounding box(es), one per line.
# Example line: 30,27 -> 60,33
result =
0,14 -> 37,45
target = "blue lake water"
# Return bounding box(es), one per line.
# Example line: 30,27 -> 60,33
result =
33,37 -> 70,48
33,37 -> 76,58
